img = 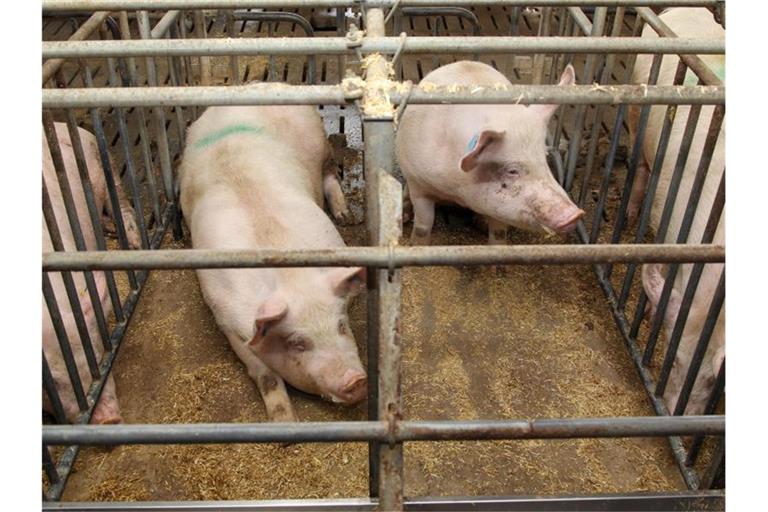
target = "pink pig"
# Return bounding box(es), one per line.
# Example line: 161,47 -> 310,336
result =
43,122 -> 140,424
396,60 -> 584,245
179,93 -> 366,421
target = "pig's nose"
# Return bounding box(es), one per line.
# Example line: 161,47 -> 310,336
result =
340,369 -> 367,404
553,207 -> 585,234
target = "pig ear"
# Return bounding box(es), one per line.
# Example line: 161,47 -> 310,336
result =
249,295 -> 288,346
328,267 -> 366,297
459,130 -> 506,172
529,64 -> 576,120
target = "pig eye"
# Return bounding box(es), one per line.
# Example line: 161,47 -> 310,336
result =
506,167 -> 520,177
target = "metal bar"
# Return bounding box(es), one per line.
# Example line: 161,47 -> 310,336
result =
42,416 -> 724,446
686,359 -> 725,465
636,6 -> 723,87
42,11 -> 109,85
42,0 -> 727,11
224,10 -> 240,84
43,244 -> 725,271
673,269 -> 724,416
42,272 -> 89,412
150,10 -> 181,39
137,10 -> 176,203
566,6 -> 591,34
43,352 -> 68,424
42,36 -> 726,58
700,436 -> 725,490
531,7 -> 553,85
42,445 -> 60,486
588,104 -> 625,243
82,61 -> 137,295
41,492 -> 726,511
45,215 -> 168,502
42,84 -> 724,108
194,10 -> 213,86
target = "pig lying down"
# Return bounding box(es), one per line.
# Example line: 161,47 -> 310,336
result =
43,122 -> 141,425
396,61 -> 584,245
180,97 -> 366,421
629,7 -> 725,415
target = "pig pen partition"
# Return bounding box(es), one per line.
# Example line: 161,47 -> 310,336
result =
41,1 -> 725,510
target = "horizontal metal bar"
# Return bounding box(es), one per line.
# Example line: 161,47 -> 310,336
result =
43,416 -> 724,446
42,84 -> 724,108
43,244 -> 724,271
42,36 -> 725,59
42,11 -> 109,85
42,0 -> 726,12
42,491 -> 726,511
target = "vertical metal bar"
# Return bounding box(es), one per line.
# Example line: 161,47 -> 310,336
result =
42,445 -> 60,486
42,272 -> 88,412
41,128 -> 101,380
336,8 -> 345,84
509,6 -> 520,36
577,6 -> 624,209
59,105 -> 111,349
81,61 -> 137,296
104,55 -> 151,250
137,10 -> 175,204
226,10 -> 241,84
588,104 -> 624,243
700,436 -> 725,489
563,6 -> 607,192
167,27 -> 188,150
686,359 -> 725,465
639,103 -> 703,364
195,9 -> 213,86
43,352 -> 68,425
617,59 -> 686,310
531,7 -> 552,85
673,269 -> 724,415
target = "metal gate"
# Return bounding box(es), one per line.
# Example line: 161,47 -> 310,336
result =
41,1 -> 726,510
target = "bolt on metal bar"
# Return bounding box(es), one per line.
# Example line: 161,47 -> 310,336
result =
137,10 -> 176,204
42,244 -> 725,272
42,272 -> 89,412
673,269 -> 724,416
43,351 -> 68,424
686,358 -> 725,466
42,83 -> 724,109
42,0 -> 726,11
42,416 -> 724,446
82,60 -> 136,302
42,11 -> 109,85
42,36 -> 726,59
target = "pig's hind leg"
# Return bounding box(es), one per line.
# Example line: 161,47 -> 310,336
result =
626,104 -> 651,226
102,165 -> 142,249
322,159 -> 350,224
410,192 -> 435,245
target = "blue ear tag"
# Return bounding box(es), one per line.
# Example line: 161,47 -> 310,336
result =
467,133 -> 480,152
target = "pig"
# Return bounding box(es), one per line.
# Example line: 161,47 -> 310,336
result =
395,61 -> 584,246
628,8 -> 725,415
179,96 -> 366,422
43,122 -> 141,424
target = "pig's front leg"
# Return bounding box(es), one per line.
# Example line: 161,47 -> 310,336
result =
322,162 -> 350,224
229,336 -> 298,422
410,194 -> 435,245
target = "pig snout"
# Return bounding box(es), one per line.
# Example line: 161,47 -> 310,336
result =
551,205 -> 585,234
332,369 -> 367,404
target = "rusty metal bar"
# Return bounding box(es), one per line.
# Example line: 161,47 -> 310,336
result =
42,84 -> 724,108
42,36 -> 726,58
43,244 -> 724,271
43,416 -> 725,445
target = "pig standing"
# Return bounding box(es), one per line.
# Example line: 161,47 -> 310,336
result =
179,96 -> 366,421
629,8 -> 725,415
43,122 -> 141,424
395,61 -> 584,245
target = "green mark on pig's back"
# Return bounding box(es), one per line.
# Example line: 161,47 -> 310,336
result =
193,123 -> 264,149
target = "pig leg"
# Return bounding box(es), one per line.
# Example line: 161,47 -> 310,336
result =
642,263 -> 683,330
229,338 -> 298,422
410,193 -> 435,245
402,183 -> 413,224
90,374 -> 123,424
103,172 -> 142,250
626,104 -> 650,226
322,159 -> 350,224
